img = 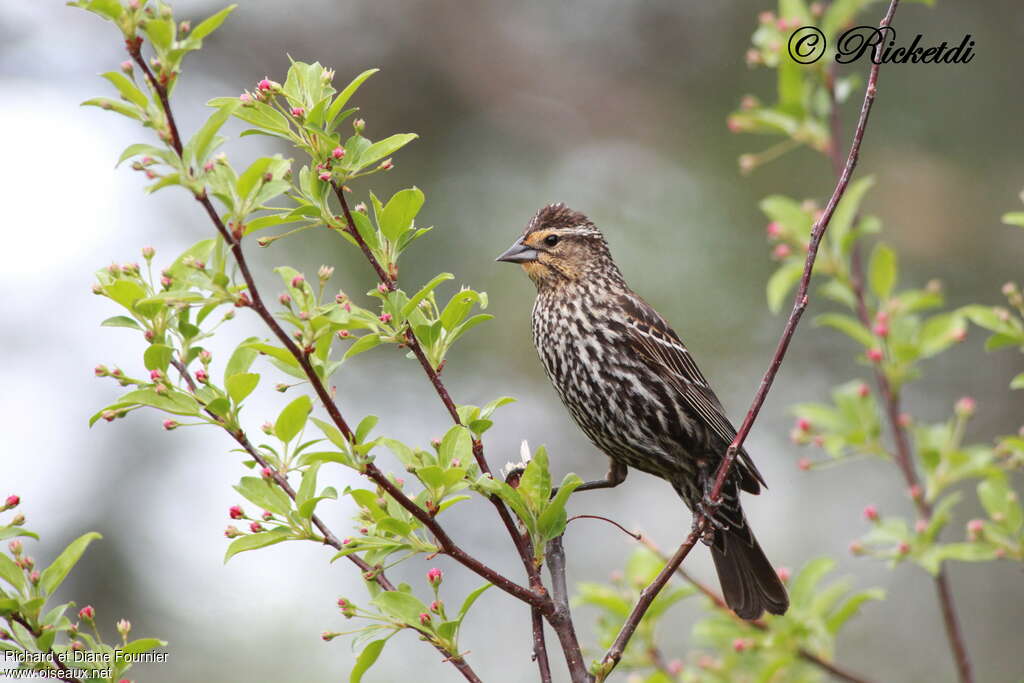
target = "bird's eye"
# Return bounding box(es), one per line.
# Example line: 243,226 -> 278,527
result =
543,234 -> 560,247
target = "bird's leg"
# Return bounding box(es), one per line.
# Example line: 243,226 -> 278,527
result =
572,459 -> 628,493
694,467 -> 730,545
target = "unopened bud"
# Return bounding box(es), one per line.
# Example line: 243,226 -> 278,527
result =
955,397 -> 976,417
332,146 -> 346,160
863,505 -> 879,522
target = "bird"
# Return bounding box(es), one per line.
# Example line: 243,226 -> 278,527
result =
496,203 -> 788,620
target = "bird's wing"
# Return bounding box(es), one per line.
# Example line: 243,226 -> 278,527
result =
616,293 -> 766,492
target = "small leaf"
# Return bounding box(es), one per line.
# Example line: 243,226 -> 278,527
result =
380,187 -> 425,241
868,242 -> 897,300
225,373 -> 260,403
100,315 -> 141,330
358,133 -> 418,169
1010,372 -> 1024,390
224,529 -> 291,562
188,4 -> 236,42
39,532 -> 102,595
343,333 -> 381,360
350,639 -> 387,683
327,68 -> 378,130
402,273 -> 453,317
143,344 -> 175,371
766,261 -> 803,314
275,394 -> 312,443
815,313 -> 875,347
1001,212 -> 1024,228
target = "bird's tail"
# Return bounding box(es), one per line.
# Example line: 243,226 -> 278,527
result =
710,520 -> 789,620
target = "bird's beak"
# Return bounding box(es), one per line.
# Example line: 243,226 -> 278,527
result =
495,237 -> 539,264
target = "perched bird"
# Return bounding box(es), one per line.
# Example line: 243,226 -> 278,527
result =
496,203 -> 788,620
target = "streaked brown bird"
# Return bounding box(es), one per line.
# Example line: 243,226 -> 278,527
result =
496,203 -> 788,620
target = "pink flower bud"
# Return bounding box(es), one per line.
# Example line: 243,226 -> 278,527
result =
291,274 -> 305,288
195,369 -> 209,384
726,117 -> 744,133
430,600 -> 443,613
29,570 -> 39,584
418,612 -> 431,625
796,418 -> 811,432
897,541 -> 910,555
898,412 -> 912,427
915,519 -> 928,534
857,383 -> 870,398
354,202 -> 368,214
78,606 -> 95,621
162,419 -> 178,431
376,282 -> 388,294
766,221 -> 782,239
3,494 -> 20,510
160,275 -> 172,288
427,567 -> 443,586
775,567 -> 791,583
120,60 -> 133,74
759,11 -> 775,24
873,323 -> 889,337
353,118 -> 365,132
866,347 -> 883,362
249,521 -> 263,533
141,246 -> 155,260
290,107 -> 305,118
8,540 -> 22,555
318,171 -> 331,182
863,505 -> 879,522
332,147 -> 345,160
149,369 -> 164,382
321,631 -> 339,641
848,540 -> 865,555
908,484 -> 923,501
204,160 -> 215,172
239,92 -> 253,104
733,638 -> 750,653
117,619 -> 131,637
229,505 -> 244,520
261,467 -> 274,480
257,79 -> 274,91
378,158 -> 393,171
668,660 -> 683,675
378,313 -> 392,324
94,364 -> 108,377
797,457 -> 811,471
275,383 -> 288,393
262,510 -> 272,521
261,422 -> 274,435
102,411 -> 117,422
955,397 -> 976,417
342,537 -> 352,545
771,244 -> 791,260
224,525 -> 241,538
966,519 -> 984,540
336,330 -> 350,339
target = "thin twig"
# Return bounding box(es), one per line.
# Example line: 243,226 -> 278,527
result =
641,537 -> 875,683
598,2 -> 902,676
566,515 -> 642,541
532,607 -> 553,683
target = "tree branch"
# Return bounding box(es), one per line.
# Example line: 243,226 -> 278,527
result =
545,536 -> 592,683
128,41 -> 486,683
640,537 -> 875,683
598,1 -> 903,675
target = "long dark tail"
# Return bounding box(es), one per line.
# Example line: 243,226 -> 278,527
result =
710,521 -> 789,620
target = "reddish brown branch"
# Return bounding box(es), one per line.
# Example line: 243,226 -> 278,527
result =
599,1 -> 902,675
127,40 -> 490,683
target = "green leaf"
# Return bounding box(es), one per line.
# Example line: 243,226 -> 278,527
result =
1001,212 -> 1024,228
380,187 -> 424,242
143,18 -> 174,51
225,338 -> 260,381
122,637 -> 168,656
343,333 -> 381,360
518,446 -> 551,515
868,242 -> 897,300
766,261 -> 803,314
402,273 -> 453,317
372,591 -> 429,628
790,557 -> 835,605
225,373 -> 260,403
224,529 -> 291,562
358,133 -> 418,169
234,477 -> 292,516
350,638 -> 387,683
101,315 -> 141,330
830,176 -> 875,251
826,588 -> 885,634
184,100 -> 239,167
143,344 -> 175,371
537,472 -> 583,540
39,532 -> 102,595
815,313 -> 875,347
1010,372 -> 1024,390
457,582 -> 494,622
188,4 -> 237,43
275,395 -> 312,443
327,69 -> 379,130
0,554 -> 25,593
101,72 -> 149,109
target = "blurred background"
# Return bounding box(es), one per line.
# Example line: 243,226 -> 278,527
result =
2,1 -> 1023,681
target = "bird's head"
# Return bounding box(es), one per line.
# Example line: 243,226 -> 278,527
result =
496,203 -> 619,290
